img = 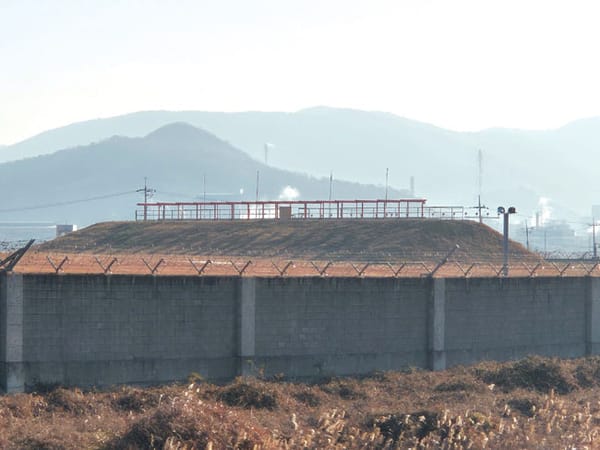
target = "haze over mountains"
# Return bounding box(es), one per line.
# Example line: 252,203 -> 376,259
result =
0,122 -> 406,225
3,107 -> 598,223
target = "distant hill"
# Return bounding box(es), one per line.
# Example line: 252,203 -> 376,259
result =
0,123 -> 407,226
3,107 -> 599,217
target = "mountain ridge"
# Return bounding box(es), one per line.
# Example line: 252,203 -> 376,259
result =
2,107 -> 599,218
7,107 -> 599,159
0,122 -> 407,226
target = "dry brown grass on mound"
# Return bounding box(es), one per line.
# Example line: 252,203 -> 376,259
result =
39,219 -> 533,262
4,357 -> 600,448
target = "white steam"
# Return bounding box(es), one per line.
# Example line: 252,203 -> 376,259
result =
278,185 -> 300,200
538,197 -> 552,226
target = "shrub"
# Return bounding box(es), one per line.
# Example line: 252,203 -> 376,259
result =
112,388 -> 161,413
320,378 -> 366,400
370,410 -> 441,444
475,356 -> 575,394
17,437 -> 66,450
46,388 -> 92,415
507,397 -> 538,417
217,380 -> 277,410
574,357 -> 600,388
293,390 -> 321,407
108,405 -> 208,449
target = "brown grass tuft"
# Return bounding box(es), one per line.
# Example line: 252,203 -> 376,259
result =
46,388 -> 94,415
474,356 -> 575,393
217,379 -> 278,410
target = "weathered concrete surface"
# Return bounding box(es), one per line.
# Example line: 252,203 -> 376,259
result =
0,273 -> 24,393
430,278 -> 446,371
20,275 -> 239,389
0,273 -> 598,390
252,277 -> 429,378
239,277 -> 256,376
587,277 -> 600,355
444,277 -> 587,367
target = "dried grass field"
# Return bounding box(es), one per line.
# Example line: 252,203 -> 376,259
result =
3,356 -> 600,449
38,219 -> 532,262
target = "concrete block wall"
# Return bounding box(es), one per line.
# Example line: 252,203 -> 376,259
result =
443,278 -> 588,367
2,272 -> 600,392
19,275 -> 240,389
0,273 -> 24,392
251,277 -> 429,377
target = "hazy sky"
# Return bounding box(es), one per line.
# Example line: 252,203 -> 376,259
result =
1,0 -> 600,144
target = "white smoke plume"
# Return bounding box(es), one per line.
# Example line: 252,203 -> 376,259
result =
278,186 -> 300,200
538,197 -> 552,226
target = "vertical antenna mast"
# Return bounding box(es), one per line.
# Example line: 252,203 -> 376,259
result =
264,143 -> 268,165
255,170 -> 260,202
478,148 -> 483,197
476,149 -> 485,223
385,168 -> 389,202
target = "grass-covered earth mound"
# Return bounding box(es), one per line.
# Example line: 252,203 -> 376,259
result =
2,356 -> 600,449
39,219 -> 532,262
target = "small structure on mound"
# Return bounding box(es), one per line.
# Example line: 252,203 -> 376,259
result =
135,198 -> 477,221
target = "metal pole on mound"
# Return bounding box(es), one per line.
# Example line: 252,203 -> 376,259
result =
498,206 -> 517,277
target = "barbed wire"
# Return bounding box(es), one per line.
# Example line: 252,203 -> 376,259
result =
5,251 -> 600,278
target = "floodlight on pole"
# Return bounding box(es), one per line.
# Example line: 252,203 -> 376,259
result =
498,206 -> 517,276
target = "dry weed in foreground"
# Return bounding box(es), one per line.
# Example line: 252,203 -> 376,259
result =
2,357 -> 600,448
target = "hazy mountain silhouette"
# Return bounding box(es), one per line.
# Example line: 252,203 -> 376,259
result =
2,107 -> 599,218
0,122 -> 408,225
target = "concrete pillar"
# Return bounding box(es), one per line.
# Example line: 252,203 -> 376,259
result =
0,273 -> 24,393
586,277 -> 600,355
429,278 -> 446,371
239,277 -> 256,375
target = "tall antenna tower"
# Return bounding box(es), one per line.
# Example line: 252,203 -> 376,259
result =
264,143 -> 274,165
474,149 -> 487,223
385,168 -> 389,202
255,170 -> 260,202
478,148 -> 483,197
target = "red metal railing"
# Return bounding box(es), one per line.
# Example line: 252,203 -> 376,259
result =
135,199 -> 429,221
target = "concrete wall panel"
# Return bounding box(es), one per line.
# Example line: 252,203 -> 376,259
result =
0,273 -> 596,391
21,275 -> 239,388
445,278 -> 587,366
253,277 -> 429,377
